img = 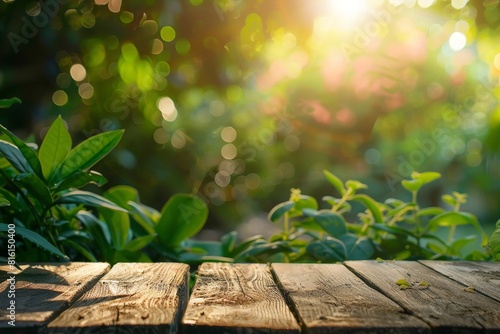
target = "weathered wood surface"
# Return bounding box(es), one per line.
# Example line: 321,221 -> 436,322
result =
0,262 -> 109,332
345,260 -> 500,333
419,260 -> 500,303
182,262 -> 300,334
272,263 -> 430,334
47,262 -> 189,334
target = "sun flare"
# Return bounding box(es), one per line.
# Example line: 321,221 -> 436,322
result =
327,0 -> 371,29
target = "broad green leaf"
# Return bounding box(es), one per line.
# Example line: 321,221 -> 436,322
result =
351,194 -> 383,223
346,180 -> 368,191
54,171 -> 107,193
294,216 -> 324,232
99,188 -> 135,251
429,211 -> 474,227
128,201 -> 157,235
411,171 -> 441,185
156,194 -> 208,248
402,179 -> 422,192
39,116 -> 72,181
0,124 -> 43,178
303,209 -> 347,237
323,170 -> 346,195
56,190 -> 128,212
124,235 -> 156,252
293,195 -> 318,212
340,234 -> 375,260
103,185 -> 139,209
100,208 -> 130,251
14,173 -> 52,206
306,238 -> 346,262
0,97 -> 21,109
429,211 -> 489,245
268,201 -> 294,222
417,207 -> 445,217
56,129 -> 124,181
0,223 -> 68,259
0,140 -> 33,174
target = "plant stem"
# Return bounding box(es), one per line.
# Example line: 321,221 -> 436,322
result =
332,188 -> 352,212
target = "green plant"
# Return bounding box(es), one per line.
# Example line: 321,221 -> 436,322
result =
236,170 -> 491,262
0,116 -> 208,263
489,220 -> 500,261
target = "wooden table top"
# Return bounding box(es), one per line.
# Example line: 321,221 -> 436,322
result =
1,261 -> 499,333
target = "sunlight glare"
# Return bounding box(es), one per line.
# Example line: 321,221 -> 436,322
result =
327,0 -> 370,30
157,97 -> 178,122
449,32 -> 466,51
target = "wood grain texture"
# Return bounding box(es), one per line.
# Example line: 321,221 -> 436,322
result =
0,262 -> 109,332
272,263 -> 430,334
182,263 -> 300,334
419,260 -> 500,303
47,262 -> 189,334
345,260 -> 500,333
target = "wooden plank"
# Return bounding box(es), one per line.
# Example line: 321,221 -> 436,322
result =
419,260 -> 500,303
272,263 -> 430,334
182,263 -> 300,333
47,262 -> 189,334
0,262 -> 109,333
345,260 -> 500,333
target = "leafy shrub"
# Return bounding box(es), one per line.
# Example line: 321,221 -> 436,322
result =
0,116 -> 208,264
230,170 -> 492,262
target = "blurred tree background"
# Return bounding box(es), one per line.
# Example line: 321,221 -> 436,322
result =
1,0 -> 499,238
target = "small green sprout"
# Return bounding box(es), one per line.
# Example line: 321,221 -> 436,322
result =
464,286 -> 475,293
396,278 -> 411,290
418,281 -> 429,289
376,257 -> 384,263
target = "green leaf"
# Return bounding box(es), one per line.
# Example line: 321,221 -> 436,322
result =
56,190 -> 128,212
99,208 -> 130,251
0,97 -> 21,109
56,129 -> 124,181
0,223 -> 68,259
351,194 -> 383,223
303,209 -> 347,237
124,235 -> 156,252
156,194 -> 208,248
346,180 -> 368,192
340,234 -> 374,260
60,238 -> 97,262
54,171 -> 107,193
0,124 -> 43,178
306,238 -> 346,262
417,207 -> 445,217
268,201 -> 294,222
14,173 -> 52,205
489,221 -> 500,261
0,196 -> 10,207
442,194 -> 457,207
221,231 -> 237,256
128,201 -> 157,235
103,185 -> 139,209
76,211 -> 112,247
401,179 -> 422,192
412,171 -> 441,184
429,211 -> 488,246
323,170 -> 346,195
0,140 -> 33,174
39,116 -> 72,181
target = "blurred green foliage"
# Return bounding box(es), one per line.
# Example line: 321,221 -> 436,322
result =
0,0 -> 499,234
